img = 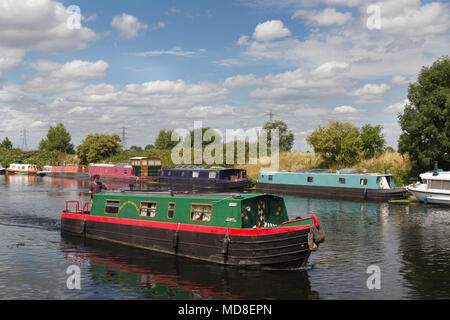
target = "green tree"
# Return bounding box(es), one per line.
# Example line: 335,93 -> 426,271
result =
261,120 -> 294,152
39,122 -> 75,154
0,137 -> 13,149
360,124 -> 385,159
76,134 -> 122,164
129,146 -> 142,152
154,129 -> 179,150
398,56 -> 450,174
144,144 -> 154,150
306,120 -> 361,167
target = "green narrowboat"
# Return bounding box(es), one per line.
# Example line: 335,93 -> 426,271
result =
256,169 -> 408,201
61,191 -> 324,269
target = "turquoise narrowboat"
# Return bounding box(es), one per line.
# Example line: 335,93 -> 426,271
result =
256,169 -> 408,201
61,191 -> 324,268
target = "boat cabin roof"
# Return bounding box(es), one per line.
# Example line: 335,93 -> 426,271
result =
261,170 -> 392,177
100,191 -> 261,201
165,166 -> 243,172
420,171 -> 450,181
130,157 -> 161,160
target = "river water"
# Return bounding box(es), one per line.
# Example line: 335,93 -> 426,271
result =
0,175 -> 449,300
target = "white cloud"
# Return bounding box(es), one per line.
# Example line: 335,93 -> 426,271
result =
253,20 -> 291,42
0,47 -> 25,70
390,75 -> 414,86
223,74 -> 263,88
185,105 -> 237,118
374,0 -> 449,37
217,58 -> 247,67
0,0 -> 97,53
323,0 -> 364,7
349,83 -> 390,103
312,61 -> 351,77
383,99 -> 410,114
111,13 -> 148,39
292,8 -> 352,26
237,35 -> 250,46
133,49 -> 196,57
333,105 -> 359,113
23,59 -> 109,96
49,60 -> 108,80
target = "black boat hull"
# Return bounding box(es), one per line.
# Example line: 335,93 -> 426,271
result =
61,213 -> 313,269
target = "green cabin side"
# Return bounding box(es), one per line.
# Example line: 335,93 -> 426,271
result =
89,192 -> 298,229
258,172 -> 397,190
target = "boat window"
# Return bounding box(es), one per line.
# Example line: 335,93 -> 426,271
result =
191,204 -> 212,222
443,181 -> 450,190
429,180 -> 450,190
124,170 -> 128,175
192,171 -> 199,178
139,202 -> 157,217
167,203 -> 175,219
168,171 -> 171,176
181,171 -> 185,177
360,178 -> 368,186
268,175 -> 273,181
22,166 -> 25,170
307,176 -> 314,183
105,200 -> 120,214
104,168 -> 108,173
339,178 -> 346,184
209,172 -> 217,179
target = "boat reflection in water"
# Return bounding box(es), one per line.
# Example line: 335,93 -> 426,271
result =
61,234 -> 319,300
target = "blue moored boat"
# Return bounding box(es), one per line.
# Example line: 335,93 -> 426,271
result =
159,166 -> 251,190
256,169 -> 408,201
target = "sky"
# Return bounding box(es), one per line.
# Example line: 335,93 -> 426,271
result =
0,0 -> 449,151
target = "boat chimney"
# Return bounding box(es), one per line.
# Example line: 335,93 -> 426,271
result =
384,168 -> 387,174
433,161 -> 439,176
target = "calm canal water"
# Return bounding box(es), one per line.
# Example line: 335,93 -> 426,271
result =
0,174 -> 449,300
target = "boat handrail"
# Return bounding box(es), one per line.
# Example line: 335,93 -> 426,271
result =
65,200 -> 79,214
82,201 -> 93,214
281,215 -> 318,228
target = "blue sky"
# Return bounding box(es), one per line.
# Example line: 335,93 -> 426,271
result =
0,0 -> 449,152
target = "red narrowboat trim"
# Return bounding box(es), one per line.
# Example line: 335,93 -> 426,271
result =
61,212 -> 313,236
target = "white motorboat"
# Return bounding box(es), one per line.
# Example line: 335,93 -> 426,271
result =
407,166 -> 450,205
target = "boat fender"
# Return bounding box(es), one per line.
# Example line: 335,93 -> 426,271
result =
309,225 -> 325,248
221,237 -> 229,256
363,189 -> 367,200
173,223 -> 180,250
308,233 -> 319,251
221,231 -> 230,257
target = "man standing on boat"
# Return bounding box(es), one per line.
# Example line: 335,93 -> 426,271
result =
88,174 -> 107,199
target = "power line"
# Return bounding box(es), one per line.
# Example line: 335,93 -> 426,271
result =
120,126 -> 127,150
264,110 -> 278,122
20,127 -> 29,151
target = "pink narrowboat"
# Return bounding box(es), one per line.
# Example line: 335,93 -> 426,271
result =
88,157 -> 161,182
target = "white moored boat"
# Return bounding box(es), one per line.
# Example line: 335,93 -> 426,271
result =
407,165 -> 450,205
